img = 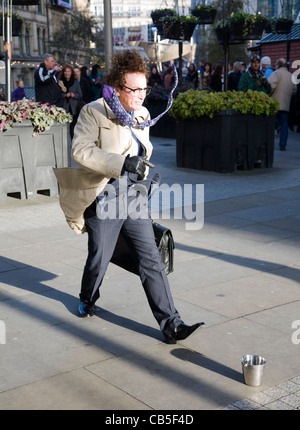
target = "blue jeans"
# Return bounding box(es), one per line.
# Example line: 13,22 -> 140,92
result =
276,111 -> 289,148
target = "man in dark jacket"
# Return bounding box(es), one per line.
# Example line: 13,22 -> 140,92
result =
34,54 -> 63,106
238,54 -> 271,95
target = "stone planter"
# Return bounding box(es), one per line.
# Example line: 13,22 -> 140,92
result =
176,111 -> 275,173
0,121 -> 70,201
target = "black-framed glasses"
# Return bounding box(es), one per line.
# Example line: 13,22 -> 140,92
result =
123,85 -> 152,96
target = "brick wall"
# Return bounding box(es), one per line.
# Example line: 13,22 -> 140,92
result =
260,41 -> 300,71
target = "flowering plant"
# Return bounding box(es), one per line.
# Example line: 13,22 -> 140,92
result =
0,99 -> 72,134
0,12 -> 22,19
191,4 -> 216,13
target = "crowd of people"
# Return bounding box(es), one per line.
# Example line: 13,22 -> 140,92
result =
10,52 -> 299,148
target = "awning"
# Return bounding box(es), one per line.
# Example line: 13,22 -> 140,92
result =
128,40 -> 196,63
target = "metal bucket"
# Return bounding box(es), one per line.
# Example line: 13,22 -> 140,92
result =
240,355 -> 266,386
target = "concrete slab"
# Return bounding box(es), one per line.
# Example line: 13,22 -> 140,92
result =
0,368 -> 149,410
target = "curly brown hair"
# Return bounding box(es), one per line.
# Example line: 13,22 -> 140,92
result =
58,64 -> 74,80
104,50 -> 149,89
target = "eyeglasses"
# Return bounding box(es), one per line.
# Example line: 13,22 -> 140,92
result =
123,85 -> 152,96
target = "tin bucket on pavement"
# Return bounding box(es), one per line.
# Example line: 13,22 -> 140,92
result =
240,355 -> 266,386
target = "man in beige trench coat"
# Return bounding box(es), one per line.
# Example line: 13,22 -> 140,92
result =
54,50 -> 204,344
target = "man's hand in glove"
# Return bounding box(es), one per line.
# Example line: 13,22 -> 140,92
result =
123,155 -> 155,180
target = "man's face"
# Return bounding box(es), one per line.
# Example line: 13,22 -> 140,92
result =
117,72 -> 147,112
251,60 -> 260,72
74,68 -> 81,80
44,56 -> 55,70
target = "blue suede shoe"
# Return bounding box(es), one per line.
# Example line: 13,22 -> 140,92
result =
78,301 -> 95,318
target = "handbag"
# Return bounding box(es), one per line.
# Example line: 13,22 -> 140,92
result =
111,220 -> 175,275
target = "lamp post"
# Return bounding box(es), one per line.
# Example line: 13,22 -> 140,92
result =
103,0 -> 113,73
3,0 -> 12,102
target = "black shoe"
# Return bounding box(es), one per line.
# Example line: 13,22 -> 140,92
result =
164,322 -> 205,344
280,146 -> 286,151
78,301 -> 95,317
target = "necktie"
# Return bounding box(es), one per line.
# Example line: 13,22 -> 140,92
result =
103,65 -> 178,128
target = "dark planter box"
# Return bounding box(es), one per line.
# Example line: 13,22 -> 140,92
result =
0,122 -> 70,201
215,26 -> 245,45
146,99 -> 176,138
229,19 -> 266,41
192,8 -> 217,24
12,0 -> 40,4
0,18 -> 23,37
163,20 -> 196,41
274,20 -> 293,34
176,111 -> 275,173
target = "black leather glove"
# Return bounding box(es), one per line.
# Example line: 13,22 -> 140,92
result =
123,155 -> 154,180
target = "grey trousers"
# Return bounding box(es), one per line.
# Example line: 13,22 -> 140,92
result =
79,196 -> 183,338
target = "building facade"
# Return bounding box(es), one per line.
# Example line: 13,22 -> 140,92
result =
0,0 -> 89,96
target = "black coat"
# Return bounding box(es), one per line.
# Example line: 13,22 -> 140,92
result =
79,76 -> 94,103
34,63 -> 63,107
228,72 -> 241,91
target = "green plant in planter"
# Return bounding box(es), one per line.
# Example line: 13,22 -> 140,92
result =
0,12 -> 27,36
150,8 -> 176,23
162,13 -> 199,24
229,11 -> 267,37
0,12 -> 22,19
169,90 -> 279,120
191,4 -> 217,24
0,99 -> 72,133
273,17 -> 294,34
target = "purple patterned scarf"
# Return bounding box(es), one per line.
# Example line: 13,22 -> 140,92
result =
103,65 -> 178,128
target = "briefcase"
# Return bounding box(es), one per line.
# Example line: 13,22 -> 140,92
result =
111,221 -> 174,275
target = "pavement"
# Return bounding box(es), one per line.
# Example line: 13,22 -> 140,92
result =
0,130 -> 300,411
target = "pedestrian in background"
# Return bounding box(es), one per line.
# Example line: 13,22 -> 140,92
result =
88,64 -> 103,100
34,53 -> 63,107
227,61 -> 241,91
11,79 -> 26,101
209,63 -> 223,92
187,63 -> 199,89
261,56 -> 273,78
268,58 -> 297,150
199,62 -> 212,90
58,64 -> 82,138
73,66 -> 93,106
238,54 -> 271,95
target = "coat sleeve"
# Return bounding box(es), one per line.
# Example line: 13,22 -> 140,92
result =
72,103 -> 126,179
238,74 -> 248,92
73,81 -> 82,100
267,71 -> 279,94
